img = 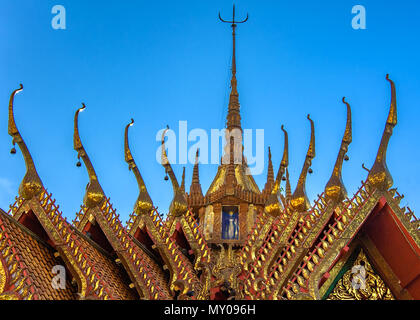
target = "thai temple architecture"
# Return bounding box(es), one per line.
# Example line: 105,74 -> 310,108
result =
1,7 -> 419,300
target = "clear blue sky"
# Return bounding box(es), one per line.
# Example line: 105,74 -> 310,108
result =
1,0 -> 419,222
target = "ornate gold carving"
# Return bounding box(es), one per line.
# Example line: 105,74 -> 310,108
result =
328,249 -> 394,300
0,255 -> 7,296
305,185 -> 381,299
203,205 -> 215,240
384,190 -> 420,247
210,245 -> 242,299
207,166 -> 226,195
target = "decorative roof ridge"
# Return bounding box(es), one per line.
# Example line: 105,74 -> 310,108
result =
35,188 -> 115,299
92,198 -> 173,299
280,179 -> 376,300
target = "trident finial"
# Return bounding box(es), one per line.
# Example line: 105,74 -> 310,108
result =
219,5 -> 248,133
219,4 -> 249,25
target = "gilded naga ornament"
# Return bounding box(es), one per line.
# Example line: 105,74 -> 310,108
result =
324,97 -> 352,203
8,84 -> 43,200
73,104 -> 105,208
291,115 -> 315,212
265,125 -> 289,217
367,74 -> 397,190
125,119 -> 154,215
161,126 -> 188,216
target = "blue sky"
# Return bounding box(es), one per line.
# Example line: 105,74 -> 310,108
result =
1,0 -> 419,222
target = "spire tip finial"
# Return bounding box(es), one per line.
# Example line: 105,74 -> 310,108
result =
124,119 -> 153,215
73,105 -> 104,208
8,84 -> 43,200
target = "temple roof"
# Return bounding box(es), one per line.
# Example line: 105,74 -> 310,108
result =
1,7 -> 419,301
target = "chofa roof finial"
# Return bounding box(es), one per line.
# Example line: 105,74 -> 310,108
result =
272,125 -> 289,195
324,97 -> 352,203
161,126 -> 187,216
291,115 -> 315,212
73,103 -> 105,208
8,84 -> 43,200
125,118 -> 153,215
264,125 -> 289,216
367,74 -> 397,190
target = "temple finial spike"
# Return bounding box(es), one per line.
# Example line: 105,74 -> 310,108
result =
264,126 -> 290,216
368,74 -> 397,190
125,118 -> 153,215
161,126 -> 180,192
219,5 -> 248,132
73,103 -> 105,208
271,125 -> 289,195
325,97 -> 352,203
8,84 -> 43,200
161,126 -> 187,216
291,115 -> 316,212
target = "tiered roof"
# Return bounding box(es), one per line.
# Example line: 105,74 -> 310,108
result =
1,8 -> 419,300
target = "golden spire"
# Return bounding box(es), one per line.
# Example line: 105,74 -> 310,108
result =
73,104 -> 105,208
161,127 -> 187,216
8,84 -> 43,200
291,115 -> 315,212
367,74 -> 397,190
219,5 -> 248,132
324,97 -> 352,203
124,119 -> 153,215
